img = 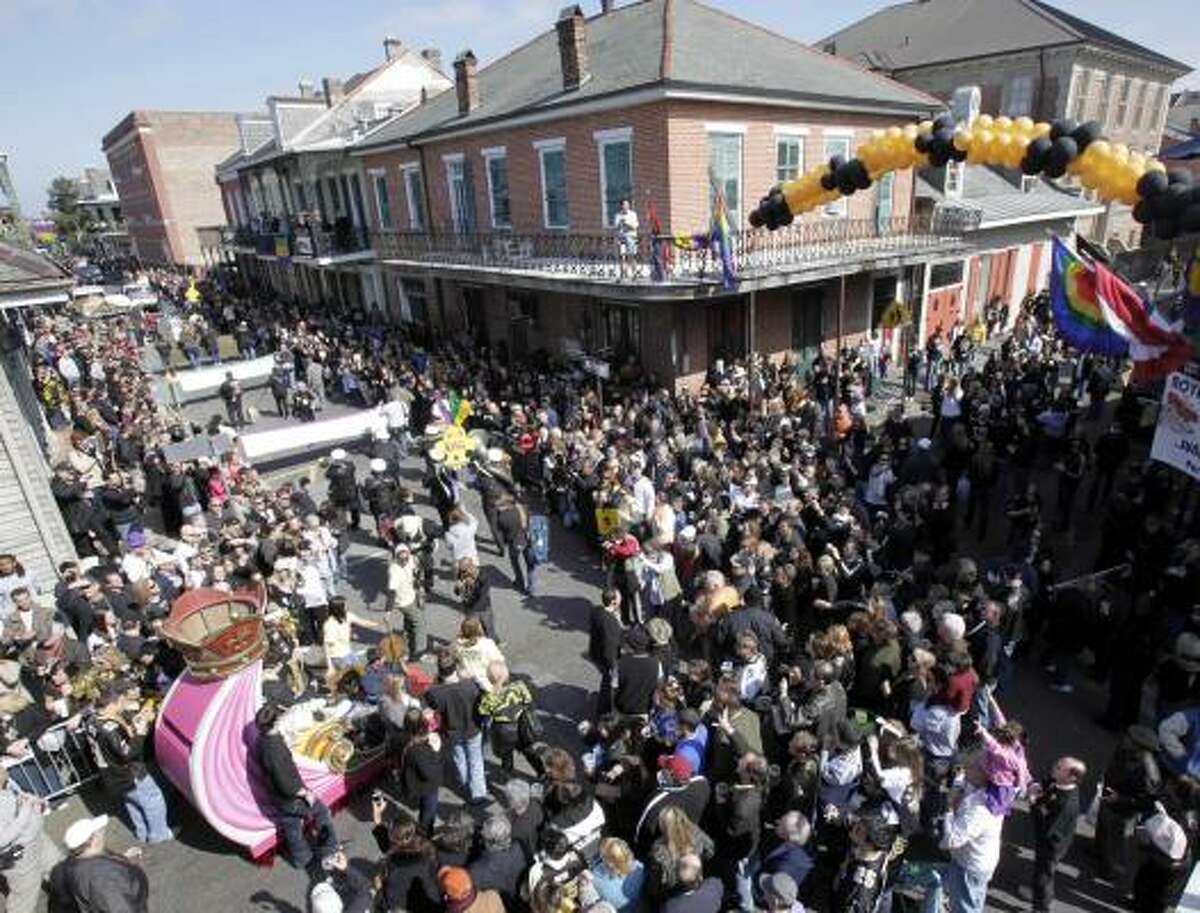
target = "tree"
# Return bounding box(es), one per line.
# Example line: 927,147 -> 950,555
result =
46,176 -> 93,251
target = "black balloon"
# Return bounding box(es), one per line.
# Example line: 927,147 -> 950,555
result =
1153,218 -> 1180,241
915,133 -> 931,153
829,154 -> 846,174
1137,170 -> 1170,199
1043,137 -> 1077,178
949,146 -> 968,163
836,169 -> 858,196
1181,204 -> 1200,233
749,210 -> 764,228
1020,154 -> 1041,176
1167,169 -> 1194,187
933,112 -> 955,132
848,159 -> 871,190
1161,184 -> 1192,217
820,172 -> 838,191
933,127 -> 955,148
779,208 -> 795,227
930,148 -> 951,168
1026,136 -> 1053,167
1132,200 -> 1153,224
1049,119 -> 1077,142
1070,121 -> 1103,152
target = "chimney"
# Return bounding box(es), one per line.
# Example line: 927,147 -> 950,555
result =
556,5 -> 589,91
600,0 -> 614,12
421,47 -> 443,73
322,77 -> 345,108
383,36 -> 403,62
297,78 -> 316,98
453,50 -> 479,116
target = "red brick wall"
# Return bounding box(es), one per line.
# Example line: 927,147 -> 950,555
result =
663,100 -> 918,233
1026,242 -> 1044,297
360,150 -> 423,229
925,286 -> 964,341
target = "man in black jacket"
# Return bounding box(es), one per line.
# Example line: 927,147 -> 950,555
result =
614,626 -> 660,717
634,754 -> 710,850
588,589 -> 623,715
1030,756 -> 1086,912
425,658 -> 487,804
48,815 -> 150,913
325,449 -> 360,529
469,815 -> 526,907
254,703 -> 336,868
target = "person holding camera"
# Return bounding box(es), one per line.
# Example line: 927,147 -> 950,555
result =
91,683 -> 172,846
369,798 -> 440,913
0,765 -> 61,913
308,845 -> 374,913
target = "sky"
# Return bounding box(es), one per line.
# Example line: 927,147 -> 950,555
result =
1,0 -> 1197,216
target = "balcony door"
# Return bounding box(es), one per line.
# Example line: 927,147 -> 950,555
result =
447,158 -> 476,234
707,297 -> 746,364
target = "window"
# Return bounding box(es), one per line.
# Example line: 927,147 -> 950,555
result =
402,167 -> 425,231
1003,75 -> 1034,117
1115,77 -> 1131,127
348,174 -> 366,227
602,302 -> 641,356
483,150 -> 511,229
1152,84 -> 1168,131
821,135 -> 851,216
1094,72 -> 1110,126
1021,175 -> 1039,193
1134,81 -> 1150,130
945,161 -> 964,197
708,132 -> 743,227
776,135 -> 803,183
326,177 -> 342,215
929,260 -> 965,289
397,277 -> 429,324
372,174 -> 392,229
597,131 -> 633,227
536,141 -> 569,229
875,172 -> 894,232
293,182 -> 308,214
445,156 -> 474,233
1070,68 -> 1090,121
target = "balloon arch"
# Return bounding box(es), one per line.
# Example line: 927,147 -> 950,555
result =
748,113 -> 1200,242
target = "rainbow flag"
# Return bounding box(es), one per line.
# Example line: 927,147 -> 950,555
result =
1049,237 -> 1128,357
712,189 -> 737,290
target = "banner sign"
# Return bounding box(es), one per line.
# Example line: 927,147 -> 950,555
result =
1151,371 -> 1200,481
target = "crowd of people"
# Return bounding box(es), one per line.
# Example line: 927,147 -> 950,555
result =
0,263 -> 1197,913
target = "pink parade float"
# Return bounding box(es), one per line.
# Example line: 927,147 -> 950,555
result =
154,586 -> 387,859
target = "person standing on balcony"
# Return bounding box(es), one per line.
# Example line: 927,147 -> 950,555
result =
615,199 -> 640,280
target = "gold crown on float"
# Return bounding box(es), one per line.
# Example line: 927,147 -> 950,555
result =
161,585 -> 268,680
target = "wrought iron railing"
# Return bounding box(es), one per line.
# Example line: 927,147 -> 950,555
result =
292,222 -> 372,259
372,211 -> 967,284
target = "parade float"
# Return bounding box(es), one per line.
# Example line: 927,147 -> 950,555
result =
154,586 -> 387,859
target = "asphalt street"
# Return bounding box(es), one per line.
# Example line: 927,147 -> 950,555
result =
35,375 -> 1141,913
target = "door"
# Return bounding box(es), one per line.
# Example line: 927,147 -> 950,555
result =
975,255 -> 991,319
707,298 -> 747,365
791,286 -> 824,370
463,287 -> 488,345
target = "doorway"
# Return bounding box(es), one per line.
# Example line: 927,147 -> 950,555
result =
706,298 -> 747,365
791,286 -> 824,370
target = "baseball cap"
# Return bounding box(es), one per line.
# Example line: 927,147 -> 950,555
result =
657,754 -> 693,783
330,448 -> 347,461
63,815 -> 108,851
369,458 -> 387,473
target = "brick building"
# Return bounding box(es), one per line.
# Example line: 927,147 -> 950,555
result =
230,0 -> 1107,384
216,38 -> 450,305
822,0 -> 1191,251
102,111 -> 249,266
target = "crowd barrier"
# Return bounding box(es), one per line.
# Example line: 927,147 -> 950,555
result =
3,722 -> 100,803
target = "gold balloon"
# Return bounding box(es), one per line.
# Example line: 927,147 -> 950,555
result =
953,128 -> 973,151
976,114 -> 994,130
1085,140 -> 1112,163
902,124 -> 919,142
885,126 -> 903,140
918,120 -> 934,134
1111,143 -> 1130,161
1014,116 -> 1035,135
995,116 -> 1014,132
1033,122 -> 1052,138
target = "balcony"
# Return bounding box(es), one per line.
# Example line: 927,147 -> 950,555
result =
291,220 -> 372,261
372,210 -> 975,293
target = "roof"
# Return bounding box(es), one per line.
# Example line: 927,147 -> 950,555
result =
357,0 -> 940,151
1162,136 -> 1200,161
0,242 -> 73,307
822,0 -> 1190,75
1168,92 -> 1200,138
916,164 -> 1104,227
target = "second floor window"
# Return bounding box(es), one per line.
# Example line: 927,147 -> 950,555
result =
1134,81 -> 1150,130
1115,77 -> 1131,128
484,153 -> 511,229
293,182 -> 308,214
599,136 -> 632,227
1094,73 -> 1110,126
1070,68 -> 1089,121
538,143 -> 569,229
446,157 -> 476,233
875,172 -> 894,232
776,136 -> 803,183
822,135 -> 850,216
1004,75 -> 1034,117
402,168 -> 425,231
708,132 -> 743,227
373,174 -> 392,229
326,177 -> 342,216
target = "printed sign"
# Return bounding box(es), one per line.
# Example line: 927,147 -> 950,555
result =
595,507 -> 621,538
1151,371 -> 1200,481
439,424 -> 474,469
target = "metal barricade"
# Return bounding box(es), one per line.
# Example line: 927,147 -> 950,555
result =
3,722 -> 100,803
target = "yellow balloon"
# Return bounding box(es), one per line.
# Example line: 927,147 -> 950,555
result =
995,116 -> 1014,133
1111,143 -> 1130,161
1085,140 -> 1112,164
1129,152 -> 1146,169
918,120 -> 934,135
885,126 -> 903,140
1146,159 -> 1165,174
976,114 -> 994,130
1033,122 -> 1052,138
953,128 -> 972,152
902,124 -> 919,142
1015,116 -> 1035,135
974,129 -> 995,149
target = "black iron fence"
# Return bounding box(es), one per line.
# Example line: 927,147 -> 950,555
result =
372,211 -> 969,284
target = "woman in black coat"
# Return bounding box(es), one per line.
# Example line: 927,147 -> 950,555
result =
370,803 -> 440,913
398,707 -> 445,836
